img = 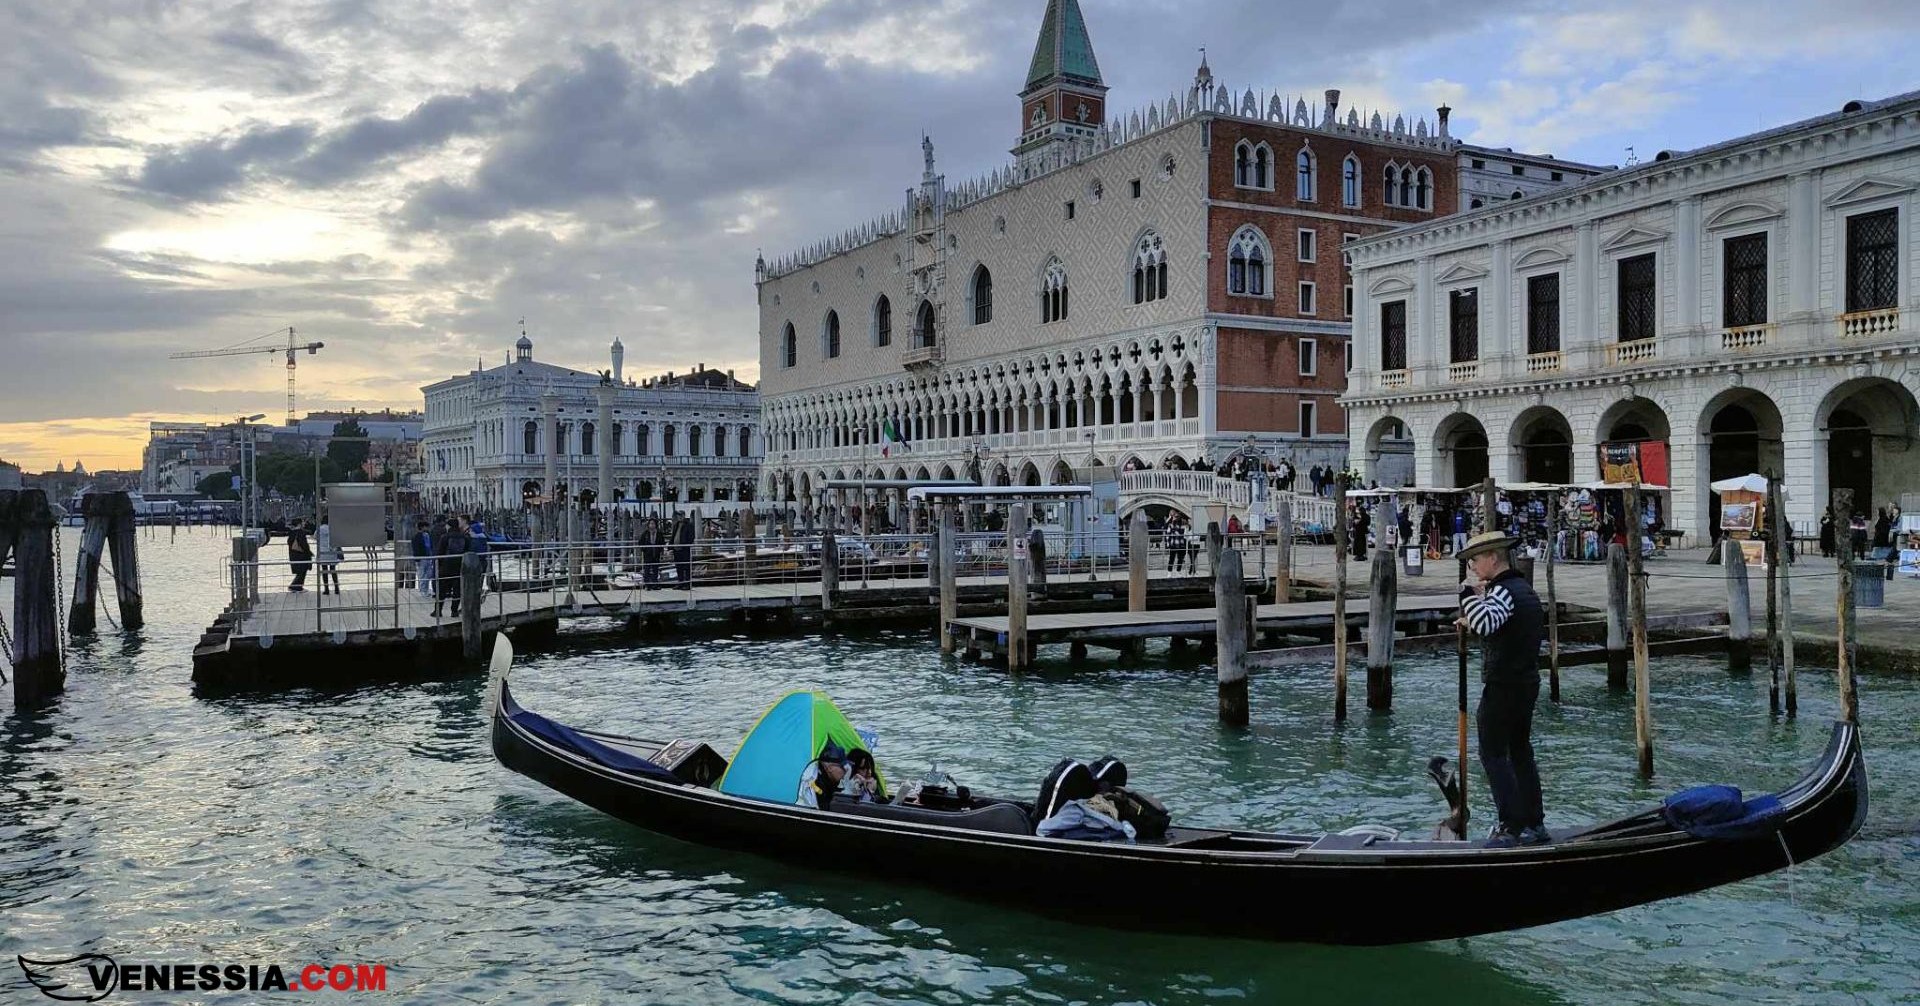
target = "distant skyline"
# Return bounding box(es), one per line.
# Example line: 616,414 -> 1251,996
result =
3,0 -> 1916,471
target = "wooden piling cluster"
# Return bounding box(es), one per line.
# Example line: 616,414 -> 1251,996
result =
1,488 -> 62,708
68,490 -> 143,634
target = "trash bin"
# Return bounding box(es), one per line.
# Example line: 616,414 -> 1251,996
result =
1403,547 -> 1424,577
1853,562 -> 1885,608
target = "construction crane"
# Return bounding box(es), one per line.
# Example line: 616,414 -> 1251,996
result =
170,326 -> 325,426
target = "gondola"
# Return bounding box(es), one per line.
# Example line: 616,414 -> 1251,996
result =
487,639 -> 1866,945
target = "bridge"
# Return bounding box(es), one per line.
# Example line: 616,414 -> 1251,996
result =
1117,470 -> 1336,527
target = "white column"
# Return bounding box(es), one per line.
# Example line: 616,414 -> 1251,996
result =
1489,239 -> 1512,373
1575,222 -> 1599,366
1675,196 -> 1702,353
1412,256 -> 1435,381
1353,277 -> 1373,390
1788,171 -> 1819,321
1198,327 -> 1218,438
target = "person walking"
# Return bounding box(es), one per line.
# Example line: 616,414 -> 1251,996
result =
432,517 -> 471,618
1455,530 -> 1549,847
1451,508 -> 1469,556
315,514 -> 342,595
412,520 -> 435,597
286,519 -> 313,592
1164,516 -> 1188,573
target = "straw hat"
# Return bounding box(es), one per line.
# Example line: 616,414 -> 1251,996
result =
1456,530 -> 1519,561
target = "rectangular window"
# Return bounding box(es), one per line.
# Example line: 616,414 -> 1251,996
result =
1064,201 -> 1076,220
1299,400 -> 1317,437
1550,170 -> 1564,181
1617,253 -> 1657,342
1130,178 -> 1142,199
1298,282 -> 1316,315
1449,287 -> 1479,363
1471,158 -> 1486,170
1723,232 -> 1769,327
1511,165 -> 1526,176
1380,301 -> 1407,371
1847,208 -> 1899,312
1344,284 -> 1354,317
1298,338 -> 1317,377
1297,229 -> 1316,263
1526,273 -> 1561,354
1345,341 -> 1353,373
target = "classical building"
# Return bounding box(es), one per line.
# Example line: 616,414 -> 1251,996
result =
418,333 -> 762,511
1458,145 -> 1612,211
754,0 -> 1587,517
1343,90 -> 1920,537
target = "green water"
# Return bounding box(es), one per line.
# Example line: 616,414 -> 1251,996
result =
2,531 -> 1916,1004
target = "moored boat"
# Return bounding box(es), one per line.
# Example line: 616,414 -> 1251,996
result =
487,638 -> 1866,945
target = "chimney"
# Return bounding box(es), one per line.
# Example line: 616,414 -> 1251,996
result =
1324,89 -> 1340,126
1436,104 -> 1451,138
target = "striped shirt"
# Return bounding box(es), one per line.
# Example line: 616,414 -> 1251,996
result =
1460,583 -> 1516,637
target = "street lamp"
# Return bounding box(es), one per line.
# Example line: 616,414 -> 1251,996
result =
233,413 -> 267,536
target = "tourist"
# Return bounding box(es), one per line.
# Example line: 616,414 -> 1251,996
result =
1849,512 -> 1870,557
411,520 -> 434,597
796,742 -> 849,809
1451,509 -> 1469,555
1818,508 -> 1836,559
842,748 -> 881,803
286,519 -> 313,592
1164,516 -> 1188,572
1455,530 -> 1549,847
314,513 -> 342,595
432,517 -> 471,618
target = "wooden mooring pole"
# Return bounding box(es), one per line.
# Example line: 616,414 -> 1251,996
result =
1723,537 -> 1753,673
1006,504 -> 1030,671
460,551 -> 485,663
2,489 -> 62,708
1605,543 -> 1630,690
1832,488 -> 1858,724
68,493 -> 111,634
1773,476 -> 1796,717
1545,490 -> 1561,702
1274,494 -> 1293,601
1216,547 -> 1249,726
1764,471 -> 1781,714
938,506 -> 957,655
820,529 -> 839,622
1333,473 -> 1350,722
1128,510 -> 1148,612
104,492 -> 141,629
1366,546 -> 1396,711
742,507 -> 758,586
1626,482 -> 1654,778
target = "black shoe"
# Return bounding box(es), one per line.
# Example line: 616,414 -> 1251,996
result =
1518,825 -> 1553,846
1484,825 -> 1519,849
431,606 -> 442,617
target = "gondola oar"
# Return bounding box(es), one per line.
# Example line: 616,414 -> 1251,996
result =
1451,611 -> 1471,841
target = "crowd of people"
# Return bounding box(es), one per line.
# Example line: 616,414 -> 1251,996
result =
1817,503 -> 1906,560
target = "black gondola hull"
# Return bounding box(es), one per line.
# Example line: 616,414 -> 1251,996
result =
491,685 -> 1865,945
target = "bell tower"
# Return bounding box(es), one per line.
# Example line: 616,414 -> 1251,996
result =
1012,0 -> 1107,172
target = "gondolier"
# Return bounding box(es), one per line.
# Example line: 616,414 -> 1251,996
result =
1455,530 -> 1549,847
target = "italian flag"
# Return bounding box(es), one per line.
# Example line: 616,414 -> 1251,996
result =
881,418 -> 907,457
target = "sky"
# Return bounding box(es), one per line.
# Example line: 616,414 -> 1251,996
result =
1,0 -> 1916,472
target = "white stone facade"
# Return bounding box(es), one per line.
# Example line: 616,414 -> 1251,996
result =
1344,92 -> 1920,537
419,337 -> 762,511
1457,144 -> 1611,211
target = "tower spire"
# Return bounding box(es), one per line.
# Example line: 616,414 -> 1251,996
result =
1013,0 -> 1108,171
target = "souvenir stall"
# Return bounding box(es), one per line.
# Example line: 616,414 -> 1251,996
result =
1708,473 -> 1772,567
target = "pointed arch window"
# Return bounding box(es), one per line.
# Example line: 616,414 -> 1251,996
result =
523,420 -> 537,456
1383,163 -> 1398,206
1416,167 -> 1432,210
1342,155 -> 1360,207
1234,142 -> 1252,187
1040,258 -> 1069,323
1296,149 -> 1316,200
1254,144 -> 1270,189
781,322 -> 796,368
1228,227 -> 1269,297
823,310 -> 841,358
971,265 -> 993,324
913,299 -> 937,348
1400,167 -> 1414,209
1133,232 -> 1168,304
873,295 -> 892,347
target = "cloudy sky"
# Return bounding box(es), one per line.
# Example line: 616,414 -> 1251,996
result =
2,0 -> 1915,471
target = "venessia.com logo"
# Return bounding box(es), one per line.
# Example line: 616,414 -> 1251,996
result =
18,954 -> 387,1000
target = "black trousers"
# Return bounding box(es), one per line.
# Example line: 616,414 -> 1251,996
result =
1478,677 -> 1544,831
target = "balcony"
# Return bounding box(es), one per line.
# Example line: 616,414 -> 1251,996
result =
1840,307 -> 1899,340
1605,339 -> 1657,366
902,343 -> 943,368
1525,351 -> 1563,374
1380,369 -> 1409,390
1721,324 -> 1769,352
1447,361 -> 1480,383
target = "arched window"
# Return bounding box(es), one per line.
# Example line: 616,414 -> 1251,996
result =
636,423 -> 650,455
1228,227 -> 1269,296
663,424 -> 677,456
610,422 -> 623,456
1511,188 -> 1524,201
1296,149 -> 1315,200
781,323 -> 796,368
1040,258 -> 1069,323
823,310 -> 841,358
523,421 -> 537,455
1399,167 -> 1414,208
1254,144 -> 1270,188
580,421 -> 596,456
713,425 -> 726,457
971,265 -> 993,324
913,299 -> 937,348
1133,231 -> 1168,304
1383,163 -> 1398,206
553,422 -> 566,455
738,426 -> 752,457
874,295 -> 892,347
1342,155 -> 1360,207
1234,142 -> 1251,187
1416,167 -> 1431,210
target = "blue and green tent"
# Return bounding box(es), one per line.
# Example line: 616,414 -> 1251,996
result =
717,692 -> 885,803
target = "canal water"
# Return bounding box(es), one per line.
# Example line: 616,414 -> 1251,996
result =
3,530 -> 1916,1005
